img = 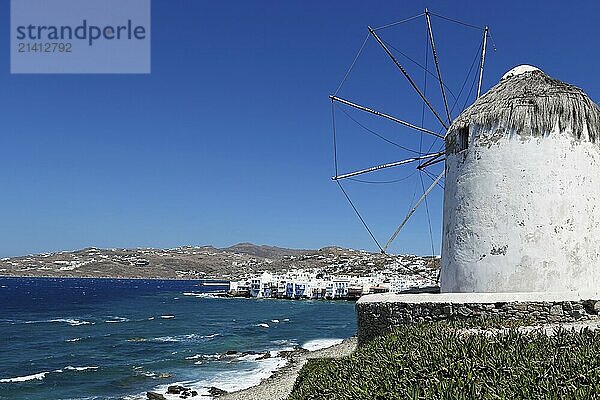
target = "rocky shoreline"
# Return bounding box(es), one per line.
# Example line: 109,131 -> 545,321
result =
144,338 -> 357,400
219,338 -> 357,400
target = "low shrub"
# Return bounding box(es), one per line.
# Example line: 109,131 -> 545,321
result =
288,322 -> 600,400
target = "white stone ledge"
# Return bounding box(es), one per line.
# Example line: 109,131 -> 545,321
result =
357,291 -> 600,305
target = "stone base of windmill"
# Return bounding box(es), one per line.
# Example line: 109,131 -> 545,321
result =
355,292 -> 600,344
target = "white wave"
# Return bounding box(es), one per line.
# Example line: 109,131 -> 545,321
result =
271,338 -> 298,347
146,384 -> 210,400
127,337 -> 147,342
182,292 -> 202,297
0,372 -> 48,383
185,353 -> 221,361
160,315 -> 175,319
273,346 -> 296,353
49,318 -> 94,326
149,355 -> 287,400
283,318 -> 290,322
152,333 -> 218,344
205,355 -> 287,392
271,319 -> 279,323
182,292 -> 226,299
66,337 -> 83,342
152,336 -> 178,343
202,333 -> 220,339
23,318 -> 93,326
301,338 -> 344,352
105,316 -> 129,323
235,353 -> 262,362
64,366 -> 98,372
255,323 -> 269,328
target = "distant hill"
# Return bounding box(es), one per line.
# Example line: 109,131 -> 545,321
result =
0,243 -> 439,282
222,243 -> 314,259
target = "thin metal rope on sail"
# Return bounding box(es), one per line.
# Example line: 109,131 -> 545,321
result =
348,170 -> 417,184
450,40 -> 483,115
422,168 -> 445,191
380,39 -> 457,101
373,12 -> 425,31
383,170 -> 445,251
419,171 -> 436,257
333,33 -> 370,96
330,95 -> 443,138
428,11 -> 485,31
335,181 -> 384,253
367,26 -> 449,130
337,106 -> 423,155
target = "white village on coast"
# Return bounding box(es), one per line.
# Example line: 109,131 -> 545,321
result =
226,253 -> 438,300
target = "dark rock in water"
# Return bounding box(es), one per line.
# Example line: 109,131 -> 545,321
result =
256,352 -> 271,360
208,386 -> 228,396
147,392 -> 167,400
225,350 -> 238,355
164,385 -> 199,399
168,385 -> 187,394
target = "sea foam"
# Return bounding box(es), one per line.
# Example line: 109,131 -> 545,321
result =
49,318 -> 94,326
64,366 -> 98,372
301,338 -> 344,351
148,354 -> 287,400
0,372 -> 48,383
22,318 -> 94,326
0,366 -> 97,383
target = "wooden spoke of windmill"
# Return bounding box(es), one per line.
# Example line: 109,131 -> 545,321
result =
332,152 -> 444,181
330,95 -> 444,139
330,9 -> 492,253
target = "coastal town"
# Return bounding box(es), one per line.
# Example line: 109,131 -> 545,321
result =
228,253 -> 439,300
0,243 -> 440,299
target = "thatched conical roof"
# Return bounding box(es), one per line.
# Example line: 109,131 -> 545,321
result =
449,65 -> 600,146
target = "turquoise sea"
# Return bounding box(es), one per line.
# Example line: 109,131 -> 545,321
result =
0,277 -> 356,399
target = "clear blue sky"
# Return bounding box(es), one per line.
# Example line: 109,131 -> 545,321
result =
1,0 -> 599,257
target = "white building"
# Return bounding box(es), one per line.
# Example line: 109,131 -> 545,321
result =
441,65 -> 600,293
250,272 -> 274,297
333,278 -> 349,298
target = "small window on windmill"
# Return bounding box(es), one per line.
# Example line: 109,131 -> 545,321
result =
457,127 -> 469,152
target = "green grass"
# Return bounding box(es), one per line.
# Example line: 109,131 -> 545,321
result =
288,322 -> 600,400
